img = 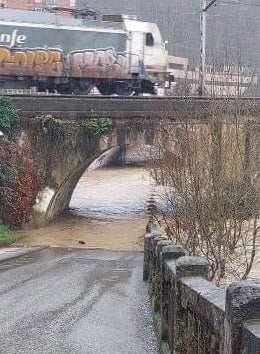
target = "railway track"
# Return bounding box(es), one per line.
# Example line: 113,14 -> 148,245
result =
3,94 -> 260,101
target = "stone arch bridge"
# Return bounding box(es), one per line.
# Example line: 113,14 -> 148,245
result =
5,95 -> 260,227
14,116 -> 159,227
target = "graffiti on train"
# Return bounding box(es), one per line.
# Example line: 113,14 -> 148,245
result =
0,47 -> 63,76
70,48 -> 127,78
0,46 -> 128,78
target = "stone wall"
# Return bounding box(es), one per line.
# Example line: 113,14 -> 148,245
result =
1,113 -> 155,227
143,221 -> 260,354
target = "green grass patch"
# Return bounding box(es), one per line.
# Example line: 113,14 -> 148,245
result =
0,221 -> 14,246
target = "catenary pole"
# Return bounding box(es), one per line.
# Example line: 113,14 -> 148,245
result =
199,0 -> 218,96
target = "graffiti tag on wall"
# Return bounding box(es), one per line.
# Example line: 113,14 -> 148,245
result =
70,48 -> 128,78
0,47 -> 130,78
0,47 -> 63,76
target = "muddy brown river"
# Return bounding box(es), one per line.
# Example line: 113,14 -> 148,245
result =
16,167 -> 154,251
14,166 -> 260,279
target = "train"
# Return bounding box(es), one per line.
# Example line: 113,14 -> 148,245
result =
0,8 -> 169,95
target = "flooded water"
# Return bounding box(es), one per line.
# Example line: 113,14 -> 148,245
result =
70,167 -> 153,222
14,166 -> 259,280
16,167 -> 154,251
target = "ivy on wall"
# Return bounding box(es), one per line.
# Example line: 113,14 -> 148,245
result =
32,115 -> 113,141
0,96 -> 19,134
80,118 -> 113,135
0,112 -> 113,228
0,97 -> 38,228
0,139 -> 38,228
31,114 -> 113,162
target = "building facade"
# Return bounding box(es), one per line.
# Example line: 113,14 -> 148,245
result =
0,0 -> 76,10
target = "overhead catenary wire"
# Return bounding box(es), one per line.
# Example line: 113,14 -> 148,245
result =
219,1 -> 260,7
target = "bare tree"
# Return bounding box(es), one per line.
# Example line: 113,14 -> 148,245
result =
150,100 -> 259,285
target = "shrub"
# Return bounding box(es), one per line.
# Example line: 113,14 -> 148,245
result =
0,139 -> 38,227
0,220 -> 14,246
0,96 -> 19,134
80,118 -> 113,134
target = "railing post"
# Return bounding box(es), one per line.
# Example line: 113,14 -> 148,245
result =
160,245 -> 186,351
171,256 -> 209,353
146,218 -> 157,233
148,235 -> 168,298
224,280 -> 260,354
143,229 -> 161,281
153,240 -> 173,312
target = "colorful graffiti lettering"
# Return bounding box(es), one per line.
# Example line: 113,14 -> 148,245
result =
0,47 -> 63,76
0,47 -> 132,79
70,48 -> 128,78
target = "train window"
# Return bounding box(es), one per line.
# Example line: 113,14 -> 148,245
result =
146,33 -> 154,47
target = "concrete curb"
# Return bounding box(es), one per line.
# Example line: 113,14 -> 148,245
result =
0,246 -> 48,263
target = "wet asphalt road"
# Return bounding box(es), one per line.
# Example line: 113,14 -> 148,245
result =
0,248 -> 158,354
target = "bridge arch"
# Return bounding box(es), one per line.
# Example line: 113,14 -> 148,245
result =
31,140 -> 161,226
32,147 -> 120,225
9,116 -> 160,228
42,143 -> 159,224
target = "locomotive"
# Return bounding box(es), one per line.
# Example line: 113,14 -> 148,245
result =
0,8 -> 169,95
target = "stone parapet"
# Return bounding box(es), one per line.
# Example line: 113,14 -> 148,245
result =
11,96 -> 260,120
143,222 -> 260,354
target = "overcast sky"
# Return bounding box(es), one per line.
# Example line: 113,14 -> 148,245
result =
78,0 -> 260,71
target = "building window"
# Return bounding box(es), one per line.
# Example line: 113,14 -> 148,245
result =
169,63 -> 185,70
146,33 -> 154,47
44,0 -> 56,6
